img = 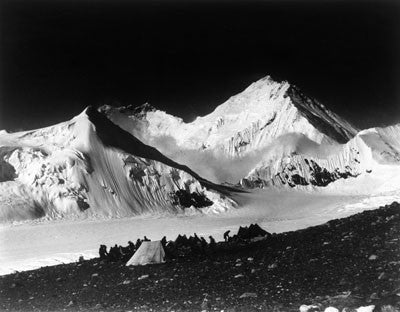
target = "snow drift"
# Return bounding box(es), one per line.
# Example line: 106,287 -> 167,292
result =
0,107 -> 236,222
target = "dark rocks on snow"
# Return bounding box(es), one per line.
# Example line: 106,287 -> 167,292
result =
288,160 -> 359,188
171,189 -> 213,208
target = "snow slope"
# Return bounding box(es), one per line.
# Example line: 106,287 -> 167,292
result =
241,124 -> 400,189
0,107 -> 236,222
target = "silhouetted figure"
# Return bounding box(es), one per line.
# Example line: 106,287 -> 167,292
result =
143,236 -> 150,242
200,237 -> 208,249
108,244 -> 120,262
209,235 -> 216,249
113,244 -> 120,261
175,234 -> 188,247
128,241 -> 135,253
165,241 -> 177,259
186,234 -> 199,256
223,230 -> 231,242
175,234 -> 182,246
161,236 -> 167,248
135,239 -> 142,249
116,241 -> 135,262
118,246 -> 126,261
193,233 -> 201,244
99,244 -> 108,260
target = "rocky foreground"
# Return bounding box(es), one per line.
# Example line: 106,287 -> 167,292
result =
1,203 -> 400,312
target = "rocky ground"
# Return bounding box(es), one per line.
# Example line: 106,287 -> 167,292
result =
1,202 -> 400,312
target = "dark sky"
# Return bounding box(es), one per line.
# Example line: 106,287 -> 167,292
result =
0,0 -> 399,132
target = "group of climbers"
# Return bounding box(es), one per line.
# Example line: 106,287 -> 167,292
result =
99,236 -> 151,262
99,223 -> 270,263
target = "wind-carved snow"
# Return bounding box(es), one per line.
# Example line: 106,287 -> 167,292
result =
0,108 -> 236,222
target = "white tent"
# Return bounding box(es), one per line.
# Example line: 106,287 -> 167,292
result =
126,241 -> 165,266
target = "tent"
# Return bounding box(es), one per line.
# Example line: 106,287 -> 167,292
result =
126,241 -> 165,266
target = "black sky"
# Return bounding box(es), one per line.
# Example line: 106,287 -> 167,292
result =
0,0 -> 399,131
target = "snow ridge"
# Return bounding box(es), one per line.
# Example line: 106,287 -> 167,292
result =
0,107 -> 236,222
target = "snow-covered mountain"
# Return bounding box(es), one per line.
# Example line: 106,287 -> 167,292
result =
101,76 -> 357,156
99,76 -> 400,192
2,75 -> 398,222
99,76 -> 359,183
0,107 -> 236,222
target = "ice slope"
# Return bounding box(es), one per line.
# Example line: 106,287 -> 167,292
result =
241,123 -> 400,191
0,107 -> 236,222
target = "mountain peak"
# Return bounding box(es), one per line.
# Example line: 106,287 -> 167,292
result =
97,103 -> 156,119
76,104 -> 235,193
286,85 -> 358,143
220,75 -> 358,144
0,104 -> 236,222
246,75 -> 289,89
131,103 -> 157,118
98,75 -> 359,161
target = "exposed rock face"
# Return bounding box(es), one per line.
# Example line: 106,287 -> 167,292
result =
241,157 -> 360,188
171,189 -> 214,208
240,138 -> 364,188
287,85 -> 356,144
